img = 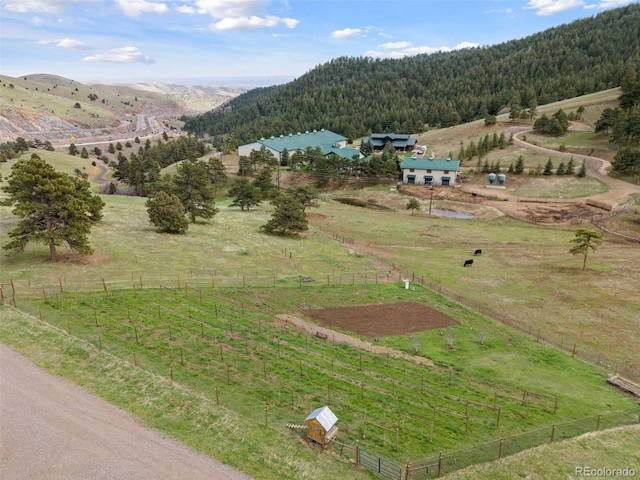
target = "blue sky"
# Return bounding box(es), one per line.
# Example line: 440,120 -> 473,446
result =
0,0 -> 636,85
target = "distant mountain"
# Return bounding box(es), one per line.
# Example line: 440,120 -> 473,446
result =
183,3 -> 640,144
0,74 -> 244,143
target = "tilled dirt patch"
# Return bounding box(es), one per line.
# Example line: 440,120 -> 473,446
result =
304,301 -> 458,337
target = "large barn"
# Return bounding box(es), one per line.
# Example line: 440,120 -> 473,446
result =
238,129 -> 352,163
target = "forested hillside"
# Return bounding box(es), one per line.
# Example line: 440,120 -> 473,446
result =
183,4 -> 640,144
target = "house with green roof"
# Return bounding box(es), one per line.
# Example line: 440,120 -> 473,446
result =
238,129 -> 352,163
362,133 -> 417,152
400,157 -> 460,186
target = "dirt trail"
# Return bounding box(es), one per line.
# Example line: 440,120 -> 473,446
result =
0,343 -> 253,480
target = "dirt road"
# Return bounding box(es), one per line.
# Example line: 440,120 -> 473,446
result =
0,343 -> 253,480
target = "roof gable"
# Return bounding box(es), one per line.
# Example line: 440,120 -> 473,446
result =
305,406 -> 337,430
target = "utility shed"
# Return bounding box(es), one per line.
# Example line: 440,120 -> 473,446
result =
305,406 -> 338,447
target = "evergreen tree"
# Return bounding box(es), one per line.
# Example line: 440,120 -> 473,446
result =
172,160 -> 219,223
260,194 -> 308,235
406,198 -> 421,215
508,161 -> 515,173
556,160 -> 566,175
107,143 -> 116,154
3,154 -> 104,261
514,155 -> 525,174
498,131 -> 507,149
68,143 -> 79,156
286,185 -> 319,212
566,156 -> 575,175
146,191 -> 189,234
577,159 -> 587,177
280,147 -> 290,166
228,178 -> 261,211
569,228 -> 604,271
80,147 -> 89,159
252,168 -> 278,199
543,158 -> 554,175
458,143 -> 465,162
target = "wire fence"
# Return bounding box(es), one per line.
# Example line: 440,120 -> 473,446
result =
406,410 -> 639,479
1,260 -> 638,385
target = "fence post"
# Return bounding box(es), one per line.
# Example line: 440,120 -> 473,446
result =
596,414 -> 601,431
355,441 -> 360,468
437,451 -> 442,478
405,462 -> 411,480
497,438 -> 503,460
550,424 -> 556,443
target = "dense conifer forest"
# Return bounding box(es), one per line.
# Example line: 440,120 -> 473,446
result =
182,4 -> 640,145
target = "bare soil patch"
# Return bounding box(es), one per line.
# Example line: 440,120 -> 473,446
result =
304,301 -> 458,337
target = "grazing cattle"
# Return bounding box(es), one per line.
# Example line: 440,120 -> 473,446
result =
463,259 -> 474,267
474,249 -> 482,256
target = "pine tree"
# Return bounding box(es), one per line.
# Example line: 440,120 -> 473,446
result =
228,178 -> 261,211
498,131 -> 507,149
406,198 -> 421,215
146,191 -> 189,234
515,155 -> 525,174
543,158 -> 554,175
260,194 -> 308,235
556,160 -> 566,175
577,159 -> 587,177
566,156 -> 575,175
3,154 -> 104,261
172,160 -> 219,223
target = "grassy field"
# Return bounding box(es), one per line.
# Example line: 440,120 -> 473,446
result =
1,87 -> 638,479
442,424 -> 640,480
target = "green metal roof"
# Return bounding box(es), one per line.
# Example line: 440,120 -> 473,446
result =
363,133 -> 417,148
258,129 -> 346,153
400,158 -> 460,171
321,146 -> 362,160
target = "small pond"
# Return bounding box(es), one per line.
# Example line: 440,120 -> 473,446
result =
431,209 -> 473,219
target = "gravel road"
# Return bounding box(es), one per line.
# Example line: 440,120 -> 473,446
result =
0,343 -> 253,480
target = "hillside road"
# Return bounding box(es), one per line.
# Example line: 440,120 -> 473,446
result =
0,342 -> 253,480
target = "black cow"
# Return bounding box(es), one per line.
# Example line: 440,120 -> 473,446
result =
474,249 -> 482,256
463,259 -> 474,267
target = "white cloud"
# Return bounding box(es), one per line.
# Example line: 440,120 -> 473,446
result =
194,0 -> 269,17
367,41 -> 479,59
115,0 -> 168,17
176,5 -> 196,14
524,0 -> 584,16
379,41 -> 412,50
332,28 -> 361,39
209,15 -> 297,31
56,37 -> 89,49
32,16 -> 44,26
3,0 -> 94,14
281,17 -> 298,28
584,0 -> 634,8
83,46 -> 155,64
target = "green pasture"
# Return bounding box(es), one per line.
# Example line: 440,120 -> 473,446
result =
443,424 -> 640,480
6,280 -> 636,466
525,131 -> 612,152
510,175 -> 609,198
309,195 -> 640,378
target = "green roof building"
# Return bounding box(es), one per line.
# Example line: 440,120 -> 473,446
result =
238,129 -> 351,161
362,133 -> 417,151
400,157 -> 460,186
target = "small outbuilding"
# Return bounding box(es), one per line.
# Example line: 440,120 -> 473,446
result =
305,405 -> 338,447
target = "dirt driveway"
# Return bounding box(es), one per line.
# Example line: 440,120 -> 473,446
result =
0,343 -> 253,480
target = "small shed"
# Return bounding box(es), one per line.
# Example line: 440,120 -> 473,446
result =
305,406 -> 338,447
